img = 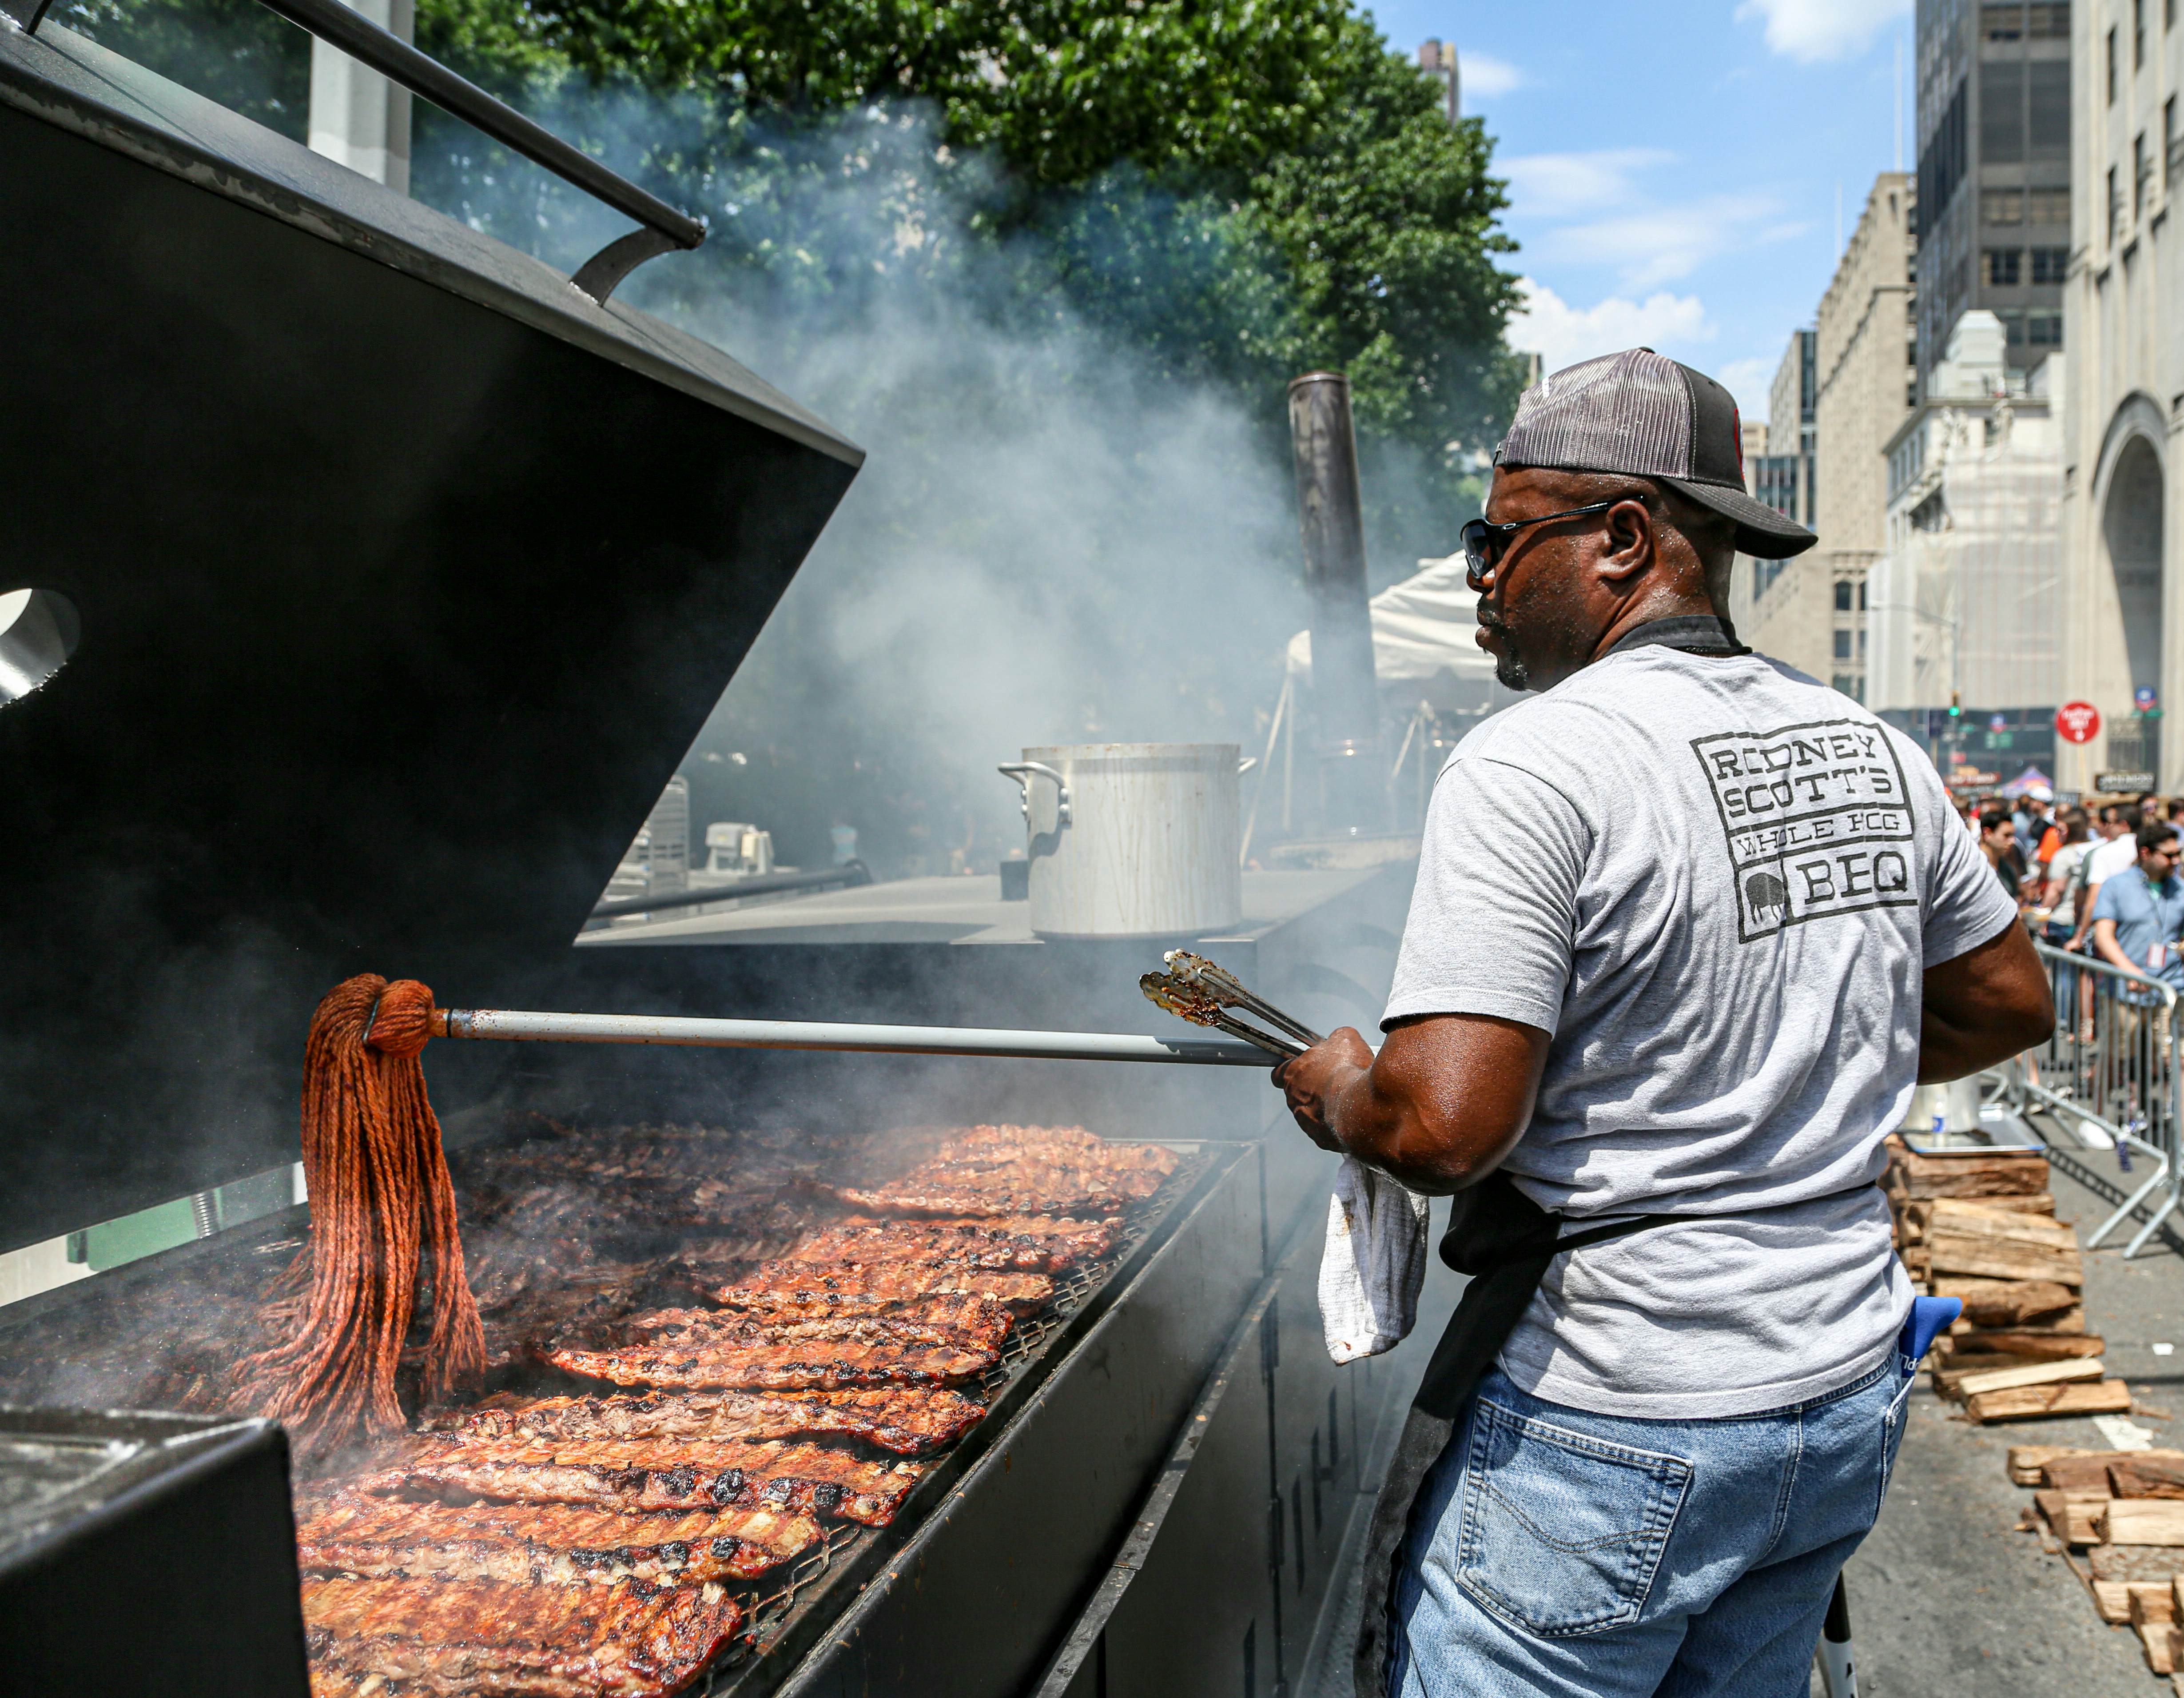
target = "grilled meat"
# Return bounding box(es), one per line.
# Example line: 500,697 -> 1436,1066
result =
302,1575 -> 742,1698
596,1304 -> 1012,1355
705,1262 -> 1055,1317
542,1332 -> 994,1393
359,1438 -> 921,1527
939,1125 -> 1179,1174
785,1216 -> 1119,1273
828,1168 -> 1159,1218
826,1128 -> 1176,1218
418,1388 -> 986,1457
297,1494 -> 820,1584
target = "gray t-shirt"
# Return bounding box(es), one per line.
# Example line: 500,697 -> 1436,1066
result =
1384,644 -> 2019,1419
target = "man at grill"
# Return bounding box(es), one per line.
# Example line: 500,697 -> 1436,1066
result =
1275,348 -> 2053,1698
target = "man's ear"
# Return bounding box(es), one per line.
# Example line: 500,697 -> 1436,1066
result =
1595,498 -> 1653,584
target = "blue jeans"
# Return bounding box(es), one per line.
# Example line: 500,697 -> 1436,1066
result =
1388,1352 -> 1912,1697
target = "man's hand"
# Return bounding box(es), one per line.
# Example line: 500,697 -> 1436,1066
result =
1271,1012 -> 1550,1195
1273,1028 -> 1376,1151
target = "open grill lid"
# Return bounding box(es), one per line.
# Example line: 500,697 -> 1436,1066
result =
0,21 -> 863,1252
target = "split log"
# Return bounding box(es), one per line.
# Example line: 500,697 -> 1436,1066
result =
2132,1585 -> 2178,1626
1906,1197 -> 2059,1237
1934,1275 -> 2081,1327
2115,1458 -> 2184,1500
1934,1355 -> 2063,1398
2035,1488 -> 2112,1544
2011,1444 -> 2102,1485
2096,1580 -> 2178,1624
2045,1453 -> 2184,1490
1941,1331 -> 2102,1361
1885,1147 -> 2050,1200
1925,1232 -> 2082,1286
2138,1622 -> 2179,1675
2100,1501 -> 2184,1545
1965,1378 -> 2133,1423
1951,1357 -> 2106,1399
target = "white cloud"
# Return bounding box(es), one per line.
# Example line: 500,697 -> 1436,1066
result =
1458,51 -> 1526,99
1501,149 -> 1675,220
1537,194 -> 1808,290
1504,279 -> 1715,374
1737,0 -> 1909,63
1715,356 -> 1778,426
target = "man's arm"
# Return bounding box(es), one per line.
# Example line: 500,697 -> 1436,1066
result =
2068,877 -> 2104,949
1273,1013 -> 1550,1195
1921,919 -> 2054,1083
2090,916 -> 2137,975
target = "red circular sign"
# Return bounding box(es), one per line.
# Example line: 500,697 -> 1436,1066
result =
2057,701 -> 2102,744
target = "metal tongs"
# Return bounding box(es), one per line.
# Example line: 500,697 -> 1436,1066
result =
1139,950 -> 1324,1061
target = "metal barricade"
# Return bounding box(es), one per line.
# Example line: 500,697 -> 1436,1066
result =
1995,939 -> 2184,1257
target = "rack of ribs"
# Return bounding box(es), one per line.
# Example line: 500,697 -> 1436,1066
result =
418,1388 -> 987,1457
297,1495 -> 821,1585
302,1575 -> 743,1698
540,1312 -> 997,1393
355,1438 -> 922,1526
827,1164 -> 1162,1219
704,1262 -> 1055,1317
784,1216 -> 1120,1273
589,1303 -> 1013,1355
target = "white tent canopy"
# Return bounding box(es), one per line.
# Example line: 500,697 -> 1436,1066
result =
1285,552 -> 1500,708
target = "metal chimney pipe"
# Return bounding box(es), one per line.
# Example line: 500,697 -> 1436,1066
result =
1287,372 -> 1387,833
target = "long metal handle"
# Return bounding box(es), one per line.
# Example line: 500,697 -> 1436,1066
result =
232,0 -> 705,301
998,762 -> 1072,827
434,1008 -> 1272,1066
586,861 -> 872,921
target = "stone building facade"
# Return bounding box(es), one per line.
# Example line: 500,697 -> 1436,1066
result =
2056,0 -> 2180,788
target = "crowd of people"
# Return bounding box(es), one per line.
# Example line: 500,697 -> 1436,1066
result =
1970,789 -> 2184,996
1967,786 -> 2184,1150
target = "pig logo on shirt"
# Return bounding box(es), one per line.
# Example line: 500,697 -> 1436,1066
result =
1691,717 -> 1918,941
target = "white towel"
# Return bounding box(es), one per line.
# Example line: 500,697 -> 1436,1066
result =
1318,1156 -> 1432,1363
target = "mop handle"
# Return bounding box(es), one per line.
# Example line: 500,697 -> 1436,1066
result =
431,1007 -> 1273,1066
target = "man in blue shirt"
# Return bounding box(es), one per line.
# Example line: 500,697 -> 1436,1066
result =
2091,822 -> 2184,1002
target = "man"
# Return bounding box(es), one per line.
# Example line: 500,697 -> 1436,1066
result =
2090,823 -> 2184,993
1980,808 -> 2027,904
2070,804 -> 2141,953
1276,349 -> 2052,1698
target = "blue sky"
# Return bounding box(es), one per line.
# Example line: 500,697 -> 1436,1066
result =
1365,0 -> 1914,432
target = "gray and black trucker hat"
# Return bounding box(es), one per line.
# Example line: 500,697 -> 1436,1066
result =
1495,348 -> 1818,558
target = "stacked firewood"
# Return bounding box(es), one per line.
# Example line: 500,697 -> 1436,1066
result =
2013,1444 -> 2184,1673
1884,1138 -> 2129,1422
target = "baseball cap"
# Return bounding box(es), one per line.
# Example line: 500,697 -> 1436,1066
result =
1495,348 -> 1818,559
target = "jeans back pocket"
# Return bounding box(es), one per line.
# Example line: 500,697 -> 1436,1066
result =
1455,1398 -> 1693,1637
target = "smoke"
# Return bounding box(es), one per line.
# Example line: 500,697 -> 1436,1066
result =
418,98 -> 1327,875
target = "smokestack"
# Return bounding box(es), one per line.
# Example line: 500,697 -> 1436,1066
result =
1286,372 -> 1387,834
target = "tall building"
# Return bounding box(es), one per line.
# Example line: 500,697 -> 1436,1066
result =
1730,331 -> 1817,660
2055,0 -> 2177,788
1913,0 -> 2072,393
1871,313 -> 2063,733
1814,172 -> 1920,701
1738,177 -> 1918,698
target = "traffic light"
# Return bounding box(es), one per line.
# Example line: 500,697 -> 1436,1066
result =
1948,690 -> 1962,719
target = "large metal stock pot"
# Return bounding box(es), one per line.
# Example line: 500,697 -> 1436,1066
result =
999,744 -> 1244,939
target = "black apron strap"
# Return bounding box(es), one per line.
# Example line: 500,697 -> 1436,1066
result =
1351,1177 -> 1680,1698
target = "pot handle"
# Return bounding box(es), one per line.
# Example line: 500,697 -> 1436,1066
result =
998,761 -> 1072,827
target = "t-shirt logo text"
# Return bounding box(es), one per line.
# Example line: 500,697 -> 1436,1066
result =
1690,718 -> 1918,941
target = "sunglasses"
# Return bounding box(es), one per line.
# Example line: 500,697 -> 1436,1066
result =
1460,499 -> 1628,591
